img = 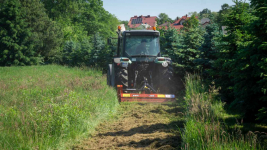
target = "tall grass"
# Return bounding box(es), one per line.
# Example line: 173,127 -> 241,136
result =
182,74 -> 265,150
0,65 -> 119,149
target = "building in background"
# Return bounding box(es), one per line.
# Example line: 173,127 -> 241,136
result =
222,26 -> 228,35
127,15 -> 211,31
128,15 -> 157,29
200,18 -> 211,28
156,15 -> 211,31
156,15 -> 191,30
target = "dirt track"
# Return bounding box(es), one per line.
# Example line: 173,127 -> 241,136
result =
72,102 -> 184,150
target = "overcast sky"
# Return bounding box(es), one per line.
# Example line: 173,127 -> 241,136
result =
102,0 -> 236,21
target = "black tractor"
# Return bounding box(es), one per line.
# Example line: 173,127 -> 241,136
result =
107,27 -> 175,102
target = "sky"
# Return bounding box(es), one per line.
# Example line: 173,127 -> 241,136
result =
102,0 -> 235,21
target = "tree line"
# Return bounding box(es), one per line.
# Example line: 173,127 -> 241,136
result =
0,0 -> 119,67
158,0 -> 267,123
0,0 -> 266,123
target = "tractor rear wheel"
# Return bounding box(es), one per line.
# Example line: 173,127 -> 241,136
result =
107,64 -> 115,87
115,67 -> 128,88
107,64 -> 112,86
158,66 -> 175,94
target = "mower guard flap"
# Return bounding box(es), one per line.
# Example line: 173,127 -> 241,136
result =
117,85 -> 175,103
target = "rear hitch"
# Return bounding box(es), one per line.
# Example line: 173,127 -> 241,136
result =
140,77 -> 156,93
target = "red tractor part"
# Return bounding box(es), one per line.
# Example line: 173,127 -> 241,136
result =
117,85 -> 175,103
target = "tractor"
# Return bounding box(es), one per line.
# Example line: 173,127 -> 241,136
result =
107,26 -> 175,102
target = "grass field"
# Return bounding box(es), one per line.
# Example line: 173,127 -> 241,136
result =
182,74 -> 267,150
0,65 -> 119,150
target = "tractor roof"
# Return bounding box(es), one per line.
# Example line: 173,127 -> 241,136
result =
123,30 -> 159,33
122,30 -> 160,36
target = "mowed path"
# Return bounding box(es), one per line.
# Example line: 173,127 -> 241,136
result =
72,102 -> 184,150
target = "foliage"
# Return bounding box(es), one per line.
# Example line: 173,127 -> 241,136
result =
20,0 -> 63,62
62,39 -> 91,66
199,8 -> 212,19
195,23 -> 221,79
0,65 -> 118,149
158,1 -> 267,123
210,1 -> 263,121
178,15 -> 205,73
188,11 -> 199,17
182,74 -> 265,150
0,0 -> 41,66
156,13 -> 174,25
216,3 -> 232,27
157,25 -> 182,73
0,0 -> 119,67
41,0 -> 119,39
62,32 -> 112,69
158,15 -> 204,75
245,0 -> 267,122
40,0 -> 119,67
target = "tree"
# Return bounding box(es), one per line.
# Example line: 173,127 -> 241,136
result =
41,0 -> 119,38
20,0 -> 63,62
156,13 -> 173,25
199,8 -> 212,19
209,1 -> 259,121
246,0 -> 267,122
195,23 -> 221,79
159,15 -> 204,75
216,3 -> 232,26
0,0 -> 40,66
178,15 -> 204,73
188,11 -> 199,17
90,32 -> 105,66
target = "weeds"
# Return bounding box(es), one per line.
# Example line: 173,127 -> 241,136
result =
0,65 -> 119,150
181,74 -> 266,150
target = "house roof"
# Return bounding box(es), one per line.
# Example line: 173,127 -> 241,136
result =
157,15 -> 191,31
172,15 -> 190,25
200,18 -> 210,25
128,15 -> 157,28
159,22 -> 171,27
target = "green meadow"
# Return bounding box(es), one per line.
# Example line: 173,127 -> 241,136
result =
0,65 -> 119,149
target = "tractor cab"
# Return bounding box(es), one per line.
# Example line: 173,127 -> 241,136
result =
122,30 -> 160,58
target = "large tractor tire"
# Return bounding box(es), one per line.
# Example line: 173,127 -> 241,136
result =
107,64 -> 112,86
115,67 -> 128,88
107,64 -> 115,87
158,66 -> 175,94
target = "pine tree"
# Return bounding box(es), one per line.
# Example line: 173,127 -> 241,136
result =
216,3 -> 232,26
20,0 -> 63,62
199,8 -> 212,19
247,0 -> 267,122
158,16 -> 204,75
90,32 -> 105,66
158,25 -> 182,74
195,23 -> 221,79
177,15 -> 205,73
0,0 -> 40,66
210,1 -> 252,104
